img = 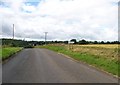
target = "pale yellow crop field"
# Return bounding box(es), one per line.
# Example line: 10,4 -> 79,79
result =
75,44 -> 118,49
66,44 -> 119,60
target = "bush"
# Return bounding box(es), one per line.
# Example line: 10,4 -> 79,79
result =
24,45 -> 34,48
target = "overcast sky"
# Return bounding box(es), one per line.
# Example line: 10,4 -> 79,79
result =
0,0 -> 119,41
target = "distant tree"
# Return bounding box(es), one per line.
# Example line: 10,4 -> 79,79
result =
93,41 -> 98,44
70,39 -> 77,44
79,39 -> 88,44
55,40 -> 58,43
111,41 -> 119,44
64,41 -> 68,44
88,41 -> 93,44
100,41 -> 105,44
106,41 -> 111,44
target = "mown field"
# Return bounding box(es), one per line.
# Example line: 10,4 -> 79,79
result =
1,47 -> 23,61
37,44 -> 120,77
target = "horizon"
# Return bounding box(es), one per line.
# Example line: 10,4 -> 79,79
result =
1,38 -> 119,42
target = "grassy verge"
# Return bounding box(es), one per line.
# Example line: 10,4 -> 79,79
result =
1,47 -> 23,61
37,44 -> 120,77
0,47 -> 2,60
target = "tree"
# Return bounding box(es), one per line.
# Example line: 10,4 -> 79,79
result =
93,41 -> 98,44
70,39 -> 77,44
106,41 -> 110,44
100,41 -> 105,44
64,41 -> 68,44
79,39 -> 88,44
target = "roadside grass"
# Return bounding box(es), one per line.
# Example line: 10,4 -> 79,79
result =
1,47 -> 23,61
37,44 -> 119,77
0,49 -> 1,57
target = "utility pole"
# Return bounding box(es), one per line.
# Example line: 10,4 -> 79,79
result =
12,24 -> 15,47
44,32 -> 48,45
13,24 -> 14,39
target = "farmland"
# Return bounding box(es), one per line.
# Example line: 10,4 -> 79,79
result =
71,44 -> 118,60
38,44 -> 119,77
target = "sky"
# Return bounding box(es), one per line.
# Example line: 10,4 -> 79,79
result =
0,0 -> 119,41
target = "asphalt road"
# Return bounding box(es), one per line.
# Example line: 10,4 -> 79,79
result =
3,48 -> 118,83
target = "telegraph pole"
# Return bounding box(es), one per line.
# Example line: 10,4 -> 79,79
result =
13,24 -> 14,39
44,32 -> 48,45
12,24 -> 15,46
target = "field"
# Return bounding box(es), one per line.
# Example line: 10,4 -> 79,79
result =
70,44 -> 118,61
1,47 -> 23,61
37,44 -> 119,77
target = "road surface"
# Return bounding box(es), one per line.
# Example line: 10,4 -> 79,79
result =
3,48 -> 118,83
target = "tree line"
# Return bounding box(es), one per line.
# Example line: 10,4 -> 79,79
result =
70,39 -> 120,44
1,38 -> 120,47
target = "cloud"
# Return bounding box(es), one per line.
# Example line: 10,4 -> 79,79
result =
0,0 -> 118,41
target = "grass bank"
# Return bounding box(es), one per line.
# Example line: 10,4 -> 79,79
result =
37,44 -> 119,77
1,47 -> 23,61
